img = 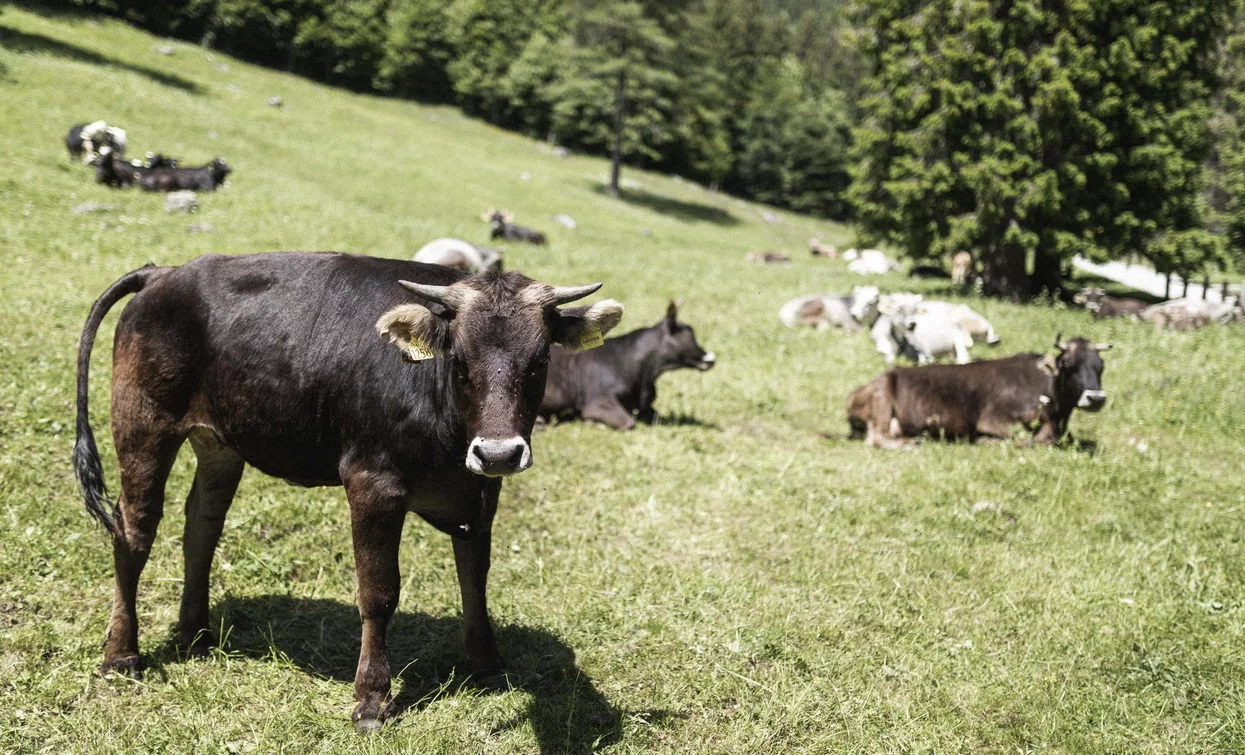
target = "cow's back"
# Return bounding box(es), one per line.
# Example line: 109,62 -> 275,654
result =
887,354 -> 1049,439
113,252 -> 468,484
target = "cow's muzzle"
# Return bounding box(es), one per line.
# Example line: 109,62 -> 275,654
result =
696,352 -> 716,371
466,436 -> 532,477
1077,390 -> 1107,412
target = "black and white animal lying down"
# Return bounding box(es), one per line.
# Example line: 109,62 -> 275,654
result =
91,155 -> 231,191
540,301 -> 715,430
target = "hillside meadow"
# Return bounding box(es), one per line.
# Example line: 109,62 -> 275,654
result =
1,5 -> 1244,753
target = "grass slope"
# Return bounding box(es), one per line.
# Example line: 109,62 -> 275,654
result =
2,6 -> 1244,753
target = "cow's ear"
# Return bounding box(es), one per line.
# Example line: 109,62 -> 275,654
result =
1037,355 -> 1058,376
376,304 -> 450,362
554,299 -> 624,353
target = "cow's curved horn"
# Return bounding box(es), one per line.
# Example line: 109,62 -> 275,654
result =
1094,342 -> 1113,351
1053,331 -> 1067,351
400,280 -> 457,310
551,283 -> 602,305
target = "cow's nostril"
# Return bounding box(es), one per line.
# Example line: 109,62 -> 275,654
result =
506,444 -> 524,467
472,443 -> 488,462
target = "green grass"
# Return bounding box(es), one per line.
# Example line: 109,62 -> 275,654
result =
2,5 -> 1244,752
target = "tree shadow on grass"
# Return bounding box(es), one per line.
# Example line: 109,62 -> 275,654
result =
590,182 -> 739,226
0,25 -> 201,92
204,595 -> 621,754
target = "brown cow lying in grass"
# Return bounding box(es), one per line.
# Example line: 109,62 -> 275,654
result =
846,335 -> 1110,447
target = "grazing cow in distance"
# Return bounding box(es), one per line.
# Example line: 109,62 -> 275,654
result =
809,239 -> 838,258
1073,287 -> 1149,320
68,121 -> 127,163
909,264 -> 950,279
92,153 -> 142,188
847,334 -> 1110,447
540,300 -> 715,430
73,253 -> 623,731
746,251 -> 791,264
138,158 -> 231,192
1141,297 -> 1240,330
780,288 -> 879,331
414,238 -> 502,274
859,292 -> 1000,364
846,249 -> 900,275
483,209 -> 547,245
952,251 -> 973,285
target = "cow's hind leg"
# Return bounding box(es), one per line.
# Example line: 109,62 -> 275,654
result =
102,432 -> 183,678
176,430 -> 244,654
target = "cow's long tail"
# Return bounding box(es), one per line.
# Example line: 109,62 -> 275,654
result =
74,264 -> 167,537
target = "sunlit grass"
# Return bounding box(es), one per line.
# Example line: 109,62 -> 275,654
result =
1,5 -> 1243,752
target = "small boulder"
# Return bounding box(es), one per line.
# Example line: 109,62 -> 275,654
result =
552,146 -> 570,158
71,201 -> 116,215
553,214 -> 576,229
154,44 -> 175,55
165,191 -> 198,214
267,96 -> 283,108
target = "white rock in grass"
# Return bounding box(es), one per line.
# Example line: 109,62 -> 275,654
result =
267,96 -> 283,107
154,44 -> 175,55
553,213 -> 576,229
165,191 -> 198,213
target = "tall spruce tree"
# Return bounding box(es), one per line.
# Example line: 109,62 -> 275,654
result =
551,2 -> 676,196
850,0 -> 1234,299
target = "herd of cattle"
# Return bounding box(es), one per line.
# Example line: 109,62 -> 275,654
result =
66,120 -> 231,191
63,116 -> 1241,731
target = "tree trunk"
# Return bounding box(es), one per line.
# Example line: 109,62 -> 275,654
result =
608,67 -> 626,197
981,238 -> 1030,301
1165,272 -> 1172,299
1032,245 -> 1064,300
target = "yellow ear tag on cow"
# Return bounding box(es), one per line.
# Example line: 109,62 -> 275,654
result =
404,341 -> 437,362
576,325 -> 605,351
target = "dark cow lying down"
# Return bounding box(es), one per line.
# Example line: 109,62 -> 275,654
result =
73,253 -> 622,731
847,335 -> 1110,447
138,157 -> 231,191
540,300 -> 715,429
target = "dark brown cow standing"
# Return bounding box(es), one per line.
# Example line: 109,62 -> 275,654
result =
73,252 -> 622,731
847,335 -> 1110,447
1074,287 -> 1148,319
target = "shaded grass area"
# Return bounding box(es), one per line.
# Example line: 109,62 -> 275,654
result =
1,5 -> 1244,753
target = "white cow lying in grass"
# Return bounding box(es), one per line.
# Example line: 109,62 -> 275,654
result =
779,287 -> 880,331
413,238 -> 502,274
851,289 -> 1000,364
1141,297 -> 1241,330
844,248 -> 900,275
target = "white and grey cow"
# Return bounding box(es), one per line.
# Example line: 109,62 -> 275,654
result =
1141,297 -> 1241,331
856,290 -> 1000,364
413,238 -> 502,274
78,120 -> 128,164
780,287 -> 881,331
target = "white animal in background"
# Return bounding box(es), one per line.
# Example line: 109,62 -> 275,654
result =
1141,297 -> 1241,330
848,285 -> 882,324
865,294 -> 998,364
78,120 -> 127,163
413,238 -> 502,274
891,310 -> 976,364
847,249 -> 900,275
779,294 -> 857,331
952,251 -> 973,285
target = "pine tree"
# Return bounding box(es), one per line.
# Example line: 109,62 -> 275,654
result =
850,0 -> 1234,299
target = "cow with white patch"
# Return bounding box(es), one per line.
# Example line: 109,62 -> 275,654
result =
414,238 -> 502,274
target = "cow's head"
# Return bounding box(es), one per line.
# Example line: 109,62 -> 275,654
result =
654,300 -> 715,373
377,272 -> 623,476
849,286 -> 880,324
211,158 -> 232,183
1047,332 -> 1111,413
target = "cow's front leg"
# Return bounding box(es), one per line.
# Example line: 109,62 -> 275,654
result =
452,481 -> 506,687
636,382 -> 657,424
345,478 -> 406,733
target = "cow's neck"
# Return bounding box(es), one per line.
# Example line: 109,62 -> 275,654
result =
610,324 -> 667,386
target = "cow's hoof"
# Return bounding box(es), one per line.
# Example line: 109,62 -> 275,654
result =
101,655 -> 142,679
353,718 -> 383,735
472,668 -> 514,692
176,629 -> 216,657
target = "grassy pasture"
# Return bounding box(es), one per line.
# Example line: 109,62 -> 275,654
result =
1,5 -> 1244,752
